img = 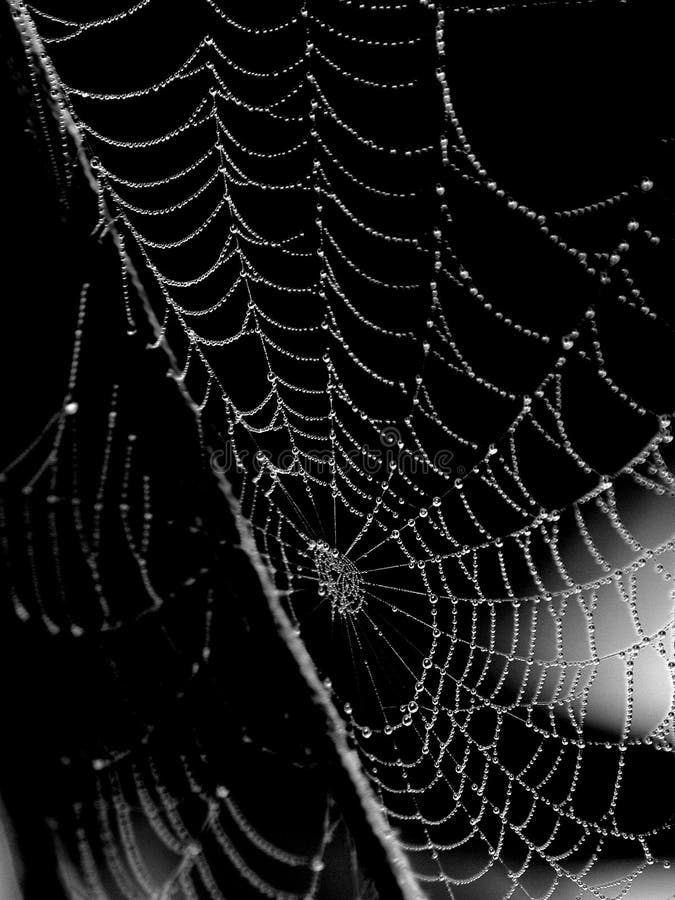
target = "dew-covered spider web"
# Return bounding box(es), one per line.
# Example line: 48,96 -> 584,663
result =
2,0 -> 675,898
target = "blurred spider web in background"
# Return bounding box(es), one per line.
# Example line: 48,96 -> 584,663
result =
1,1 -> 675,898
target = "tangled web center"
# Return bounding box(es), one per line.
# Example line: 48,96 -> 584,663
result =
311,542 -> 365,618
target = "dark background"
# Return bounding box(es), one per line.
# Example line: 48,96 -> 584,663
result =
1,1 -> 674,898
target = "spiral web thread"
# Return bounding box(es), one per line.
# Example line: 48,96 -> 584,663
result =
4,0 -> 675,898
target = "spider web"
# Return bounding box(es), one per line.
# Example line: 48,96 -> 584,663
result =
3,0 -> 675,898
